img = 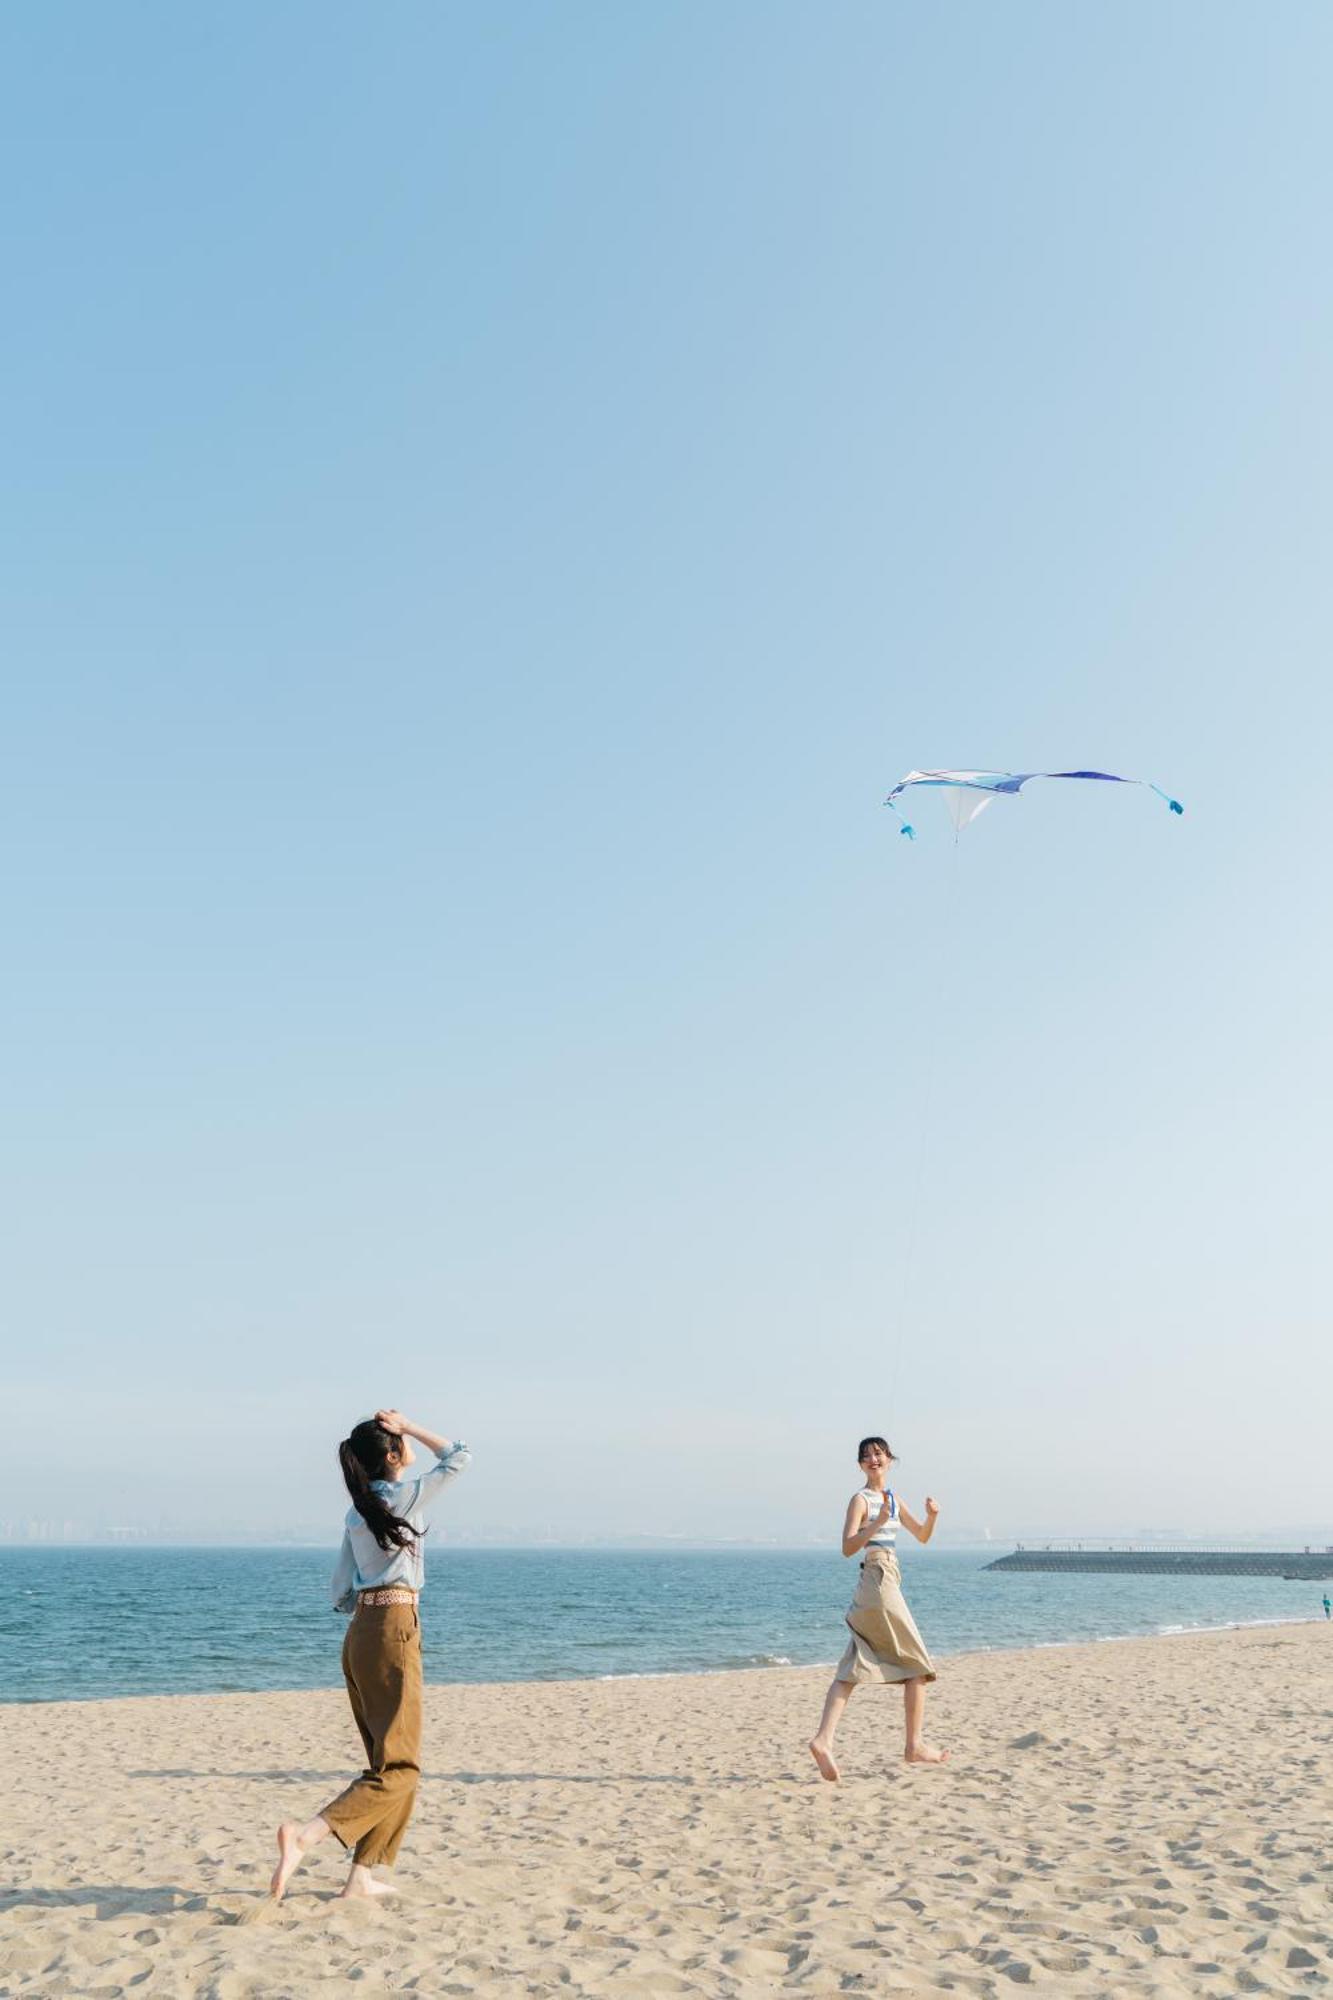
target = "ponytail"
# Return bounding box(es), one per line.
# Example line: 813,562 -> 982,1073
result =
339,1422 -> 421,1554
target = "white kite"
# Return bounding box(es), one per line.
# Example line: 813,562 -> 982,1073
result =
884,768 -> 1184,839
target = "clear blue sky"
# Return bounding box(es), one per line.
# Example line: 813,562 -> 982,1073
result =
3,3 -> 1329,1542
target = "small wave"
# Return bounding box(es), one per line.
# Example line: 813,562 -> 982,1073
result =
1072,1614 -> 1321,1646
1155,1613 -> 1314,1638
988,1613 -> 1328,1657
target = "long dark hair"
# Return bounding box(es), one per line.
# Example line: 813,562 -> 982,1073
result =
338,1419 -> 421,1553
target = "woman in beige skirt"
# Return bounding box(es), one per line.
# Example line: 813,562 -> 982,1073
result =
808,1435 -> 947,1780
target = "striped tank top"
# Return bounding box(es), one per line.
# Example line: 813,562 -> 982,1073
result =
860,1486 -> 897,1548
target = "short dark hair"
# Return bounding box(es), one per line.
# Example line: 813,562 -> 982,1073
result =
857,1435 -> 894,1463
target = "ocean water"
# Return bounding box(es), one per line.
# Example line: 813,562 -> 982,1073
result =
0,1545 -> 1324,1704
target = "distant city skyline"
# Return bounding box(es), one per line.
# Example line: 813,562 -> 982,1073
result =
7,1516 -> 1333,1554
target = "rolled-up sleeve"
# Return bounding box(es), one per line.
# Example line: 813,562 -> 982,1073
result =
330,1529 -> 356,1613
411,1441 -> 471,1513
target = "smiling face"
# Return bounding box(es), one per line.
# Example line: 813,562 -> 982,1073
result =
858,1439 -> 894,1487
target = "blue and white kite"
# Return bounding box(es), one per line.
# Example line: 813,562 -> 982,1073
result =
884,768 -> 1184,839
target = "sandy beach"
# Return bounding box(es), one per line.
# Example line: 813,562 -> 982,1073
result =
2,1622 -> 1330,1997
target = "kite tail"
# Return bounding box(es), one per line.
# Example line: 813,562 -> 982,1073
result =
1147,783 -> 1185,815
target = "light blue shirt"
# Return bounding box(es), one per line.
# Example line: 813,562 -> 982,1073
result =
330,1442 -> 471,1613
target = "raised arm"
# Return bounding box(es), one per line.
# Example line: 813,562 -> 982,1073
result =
842,1490 -> 894,1558
377,1408 -> 453,1458
376,1408 -> 471,1511
897,1495 -> 940,1545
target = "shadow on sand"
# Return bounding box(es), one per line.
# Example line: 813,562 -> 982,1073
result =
0,1884 -> 204,1921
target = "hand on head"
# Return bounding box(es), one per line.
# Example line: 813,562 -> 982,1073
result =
375,1408 -> 406,1436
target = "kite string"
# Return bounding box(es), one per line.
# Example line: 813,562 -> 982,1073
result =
884,834 -> 963,1438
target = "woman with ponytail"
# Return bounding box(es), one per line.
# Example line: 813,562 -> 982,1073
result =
270,1408 -> 470,1901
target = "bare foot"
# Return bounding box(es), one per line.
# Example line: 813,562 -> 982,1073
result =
270,1823 -> 305,1901
808,1738 -> 840,1782
904,1744 -> 949,1765
339,1869 -> 397,1899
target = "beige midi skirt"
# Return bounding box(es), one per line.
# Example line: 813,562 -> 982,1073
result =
835,1547 -> 936,1685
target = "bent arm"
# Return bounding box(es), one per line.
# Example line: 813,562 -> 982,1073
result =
897,1498 -> 938,1544
406,1420 -> 452,1457
414,1437 -> 471,1508
378,1410 -> 454,1459
374,1409 -> 472,1515
842,1493 -> 890,1558
330,1529 -> 356,1613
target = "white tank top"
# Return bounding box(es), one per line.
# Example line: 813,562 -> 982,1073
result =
860,1486 -> 897,1548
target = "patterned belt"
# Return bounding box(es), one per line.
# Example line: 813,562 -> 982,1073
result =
358,1588 -> 418,1607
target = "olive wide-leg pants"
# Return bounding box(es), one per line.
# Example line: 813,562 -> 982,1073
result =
320,1601 -> 423,1867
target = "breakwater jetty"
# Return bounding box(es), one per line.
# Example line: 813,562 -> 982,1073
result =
986,1545 -> 1333,1580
